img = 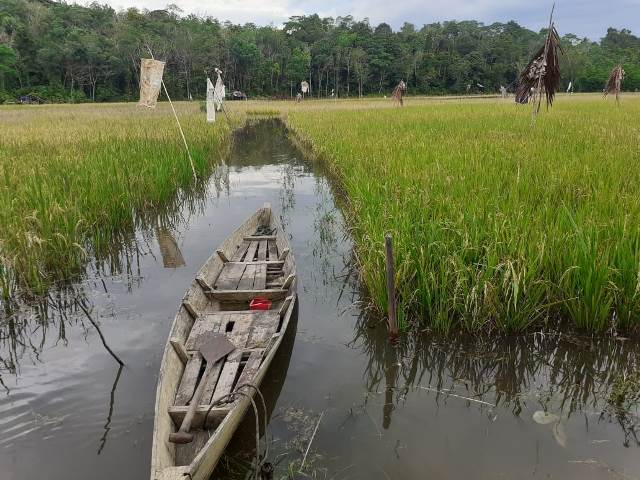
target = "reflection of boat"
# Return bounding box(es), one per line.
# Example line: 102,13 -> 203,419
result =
156,227 -> 186,268
151,203 -> 297,480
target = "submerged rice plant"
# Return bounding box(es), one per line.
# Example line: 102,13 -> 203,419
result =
287,96 -> 640,332
0,102 -> 231,295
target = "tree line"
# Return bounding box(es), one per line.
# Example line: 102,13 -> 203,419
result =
0,0 -> 639,102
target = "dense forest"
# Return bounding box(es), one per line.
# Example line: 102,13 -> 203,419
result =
0,0 -> 639,102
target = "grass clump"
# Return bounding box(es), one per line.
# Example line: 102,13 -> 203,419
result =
286,96 -> 640,332
0,102 -> 231,294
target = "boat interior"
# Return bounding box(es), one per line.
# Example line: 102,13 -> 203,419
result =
159,205 -> 296,470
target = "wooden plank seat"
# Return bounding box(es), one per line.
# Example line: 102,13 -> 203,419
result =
174,311 -> 280,414
185,311 -> 279,351
168,405 -> 230,430
208,289 -> 288,301
214,262 -> 270,291
230,237 -> 280,263
169,347 -> 271,429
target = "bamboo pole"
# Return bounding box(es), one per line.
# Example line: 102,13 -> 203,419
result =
532,3 -> 555,122
385,234 -> 398,338
146,46 -> 197,182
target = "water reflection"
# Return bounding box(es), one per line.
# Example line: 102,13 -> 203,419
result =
0,188 -> 211,382
98,364 -> 124,455
155,228 -> 185,268
352,314 -> 640,447
1,286 -> 87,379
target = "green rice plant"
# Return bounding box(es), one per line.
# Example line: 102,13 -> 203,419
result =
246,109 -> 280,117
286,95 -> 640,333
0,102 -> 232,295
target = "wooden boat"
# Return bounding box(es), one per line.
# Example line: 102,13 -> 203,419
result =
151,203 -> 297,480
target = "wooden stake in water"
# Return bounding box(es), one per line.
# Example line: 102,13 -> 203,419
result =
385,234 -> 398,338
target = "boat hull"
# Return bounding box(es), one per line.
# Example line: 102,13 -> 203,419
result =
151,204 -> 297,480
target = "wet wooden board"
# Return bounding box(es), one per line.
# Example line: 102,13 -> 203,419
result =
174,354 -> 203,406
266,274 -> 284,288
235,263 -> 267,291
170,338 -> 189,364
196,276 -> 213,292
182,300 -> 199,319
237,264 -> 257,290
211,351 -> 242,402
246,311 -> 279,348
267,271 -> 283,281
226,313 -> 255,348
201,359 -> 225,405
208,289 -> 288,301
185,314 -> 223,351
235,351 -> 264,390
214,262 -> 246,290
267,240 -> 278,261
253,264 -> 266,290
156,466 -> 191,480
175,431 -> 212,467
224,260 -> 283,266
243,241 -> 259,262
243,235 -> 276,241
222,351 -> 265,410
168,405 -> 229,429
187,311 -> 261,350
230,241 -> 250,261
257,240 -> 267,261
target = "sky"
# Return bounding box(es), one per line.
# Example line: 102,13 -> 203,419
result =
94,0 -> 640,40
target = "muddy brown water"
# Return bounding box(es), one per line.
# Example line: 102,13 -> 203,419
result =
1,120 -> 639,479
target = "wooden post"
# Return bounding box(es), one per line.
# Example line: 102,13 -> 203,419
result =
385,234 -> 398,338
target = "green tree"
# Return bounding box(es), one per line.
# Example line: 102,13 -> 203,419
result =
0,0 -> 637,102
0,44 -> 16,91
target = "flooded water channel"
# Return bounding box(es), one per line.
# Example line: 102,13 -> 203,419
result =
1,120 -> 639,479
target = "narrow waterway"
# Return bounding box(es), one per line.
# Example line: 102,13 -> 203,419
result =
1,120 -> 638,480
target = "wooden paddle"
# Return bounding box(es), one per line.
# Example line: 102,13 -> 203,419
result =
169,334 -> 236,444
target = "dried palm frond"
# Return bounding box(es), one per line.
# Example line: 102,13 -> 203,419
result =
604,64 -> 625,104
515,5 -> 562,115
392,80 -> 407,106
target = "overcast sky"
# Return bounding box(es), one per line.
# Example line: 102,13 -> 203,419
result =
94,0 -> 640,40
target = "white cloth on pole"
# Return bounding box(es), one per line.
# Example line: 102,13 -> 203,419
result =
214,72 -> 225,111
138,58 -> 165,108
301,81 -> 309,93
206,77 -> 216,123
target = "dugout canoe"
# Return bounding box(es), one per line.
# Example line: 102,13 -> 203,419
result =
151,203 -> 297,480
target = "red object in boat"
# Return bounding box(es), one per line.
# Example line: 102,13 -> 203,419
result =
250,297 -> 272,310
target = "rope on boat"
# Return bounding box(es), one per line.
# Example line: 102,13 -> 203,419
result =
255,225 -> 276,236
236,383 -> 270,463
203,382 -> 271,479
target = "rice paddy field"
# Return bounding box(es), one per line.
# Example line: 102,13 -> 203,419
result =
2,94 -> 640,333
285,94 -> 640,333
0,103 -> 231,296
